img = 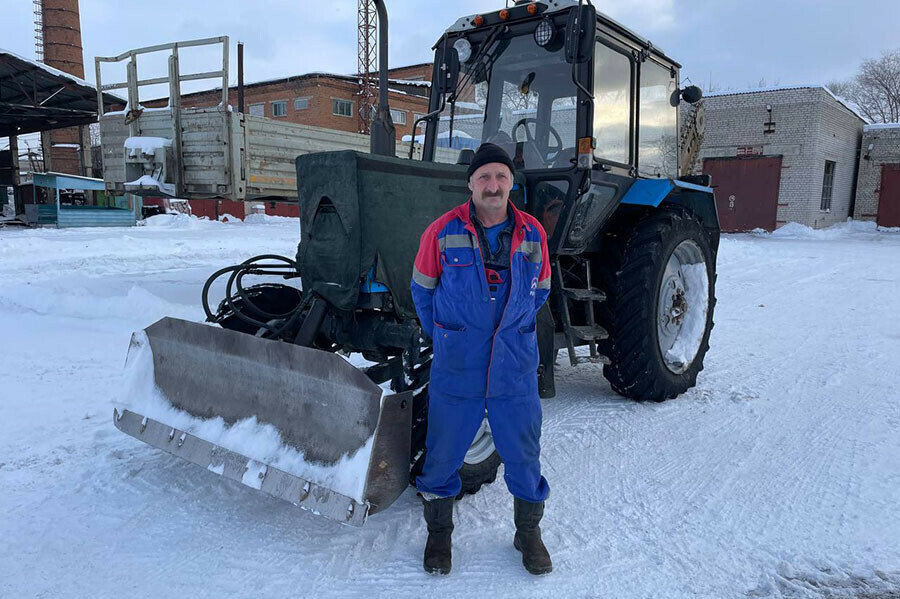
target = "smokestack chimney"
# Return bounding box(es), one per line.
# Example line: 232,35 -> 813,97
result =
40,0 -> 88,176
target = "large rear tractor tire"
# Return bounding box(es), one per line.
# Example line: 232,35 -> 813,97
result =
598,206 -> 717,401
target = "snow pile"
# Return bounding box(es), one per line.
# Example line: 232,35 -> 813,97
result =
243,213 -> 299,225
115,331 -> 374,502
768,219 -> 899,240
664,263 -> 709,368
141,213 -> 220,229
124,137 -> 172,156
0,284 -> 195,323
126,174 -> 175,196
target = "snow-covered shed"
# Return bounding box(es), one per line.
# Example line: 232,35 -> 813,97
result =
696,86 -> 866,231
854,123 -> 900,228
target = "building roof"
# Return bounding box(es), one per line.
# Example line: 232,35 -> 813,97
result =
240,71 -> 431,90
704,84 -> 869,124
863,123 -> 900,132
0,48 -> 122,137
152,69 -> 432,105
31,171 -> 106,191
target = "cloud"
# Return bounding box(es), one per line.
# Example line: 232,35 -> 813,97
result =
595,0 -> 677,33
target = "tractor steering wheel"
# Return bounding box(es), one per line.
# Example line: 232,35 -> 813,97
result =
512,118 -> 563,167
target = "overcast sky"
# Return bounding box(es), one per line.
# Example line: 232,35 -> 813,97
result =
3,0 -> 899,96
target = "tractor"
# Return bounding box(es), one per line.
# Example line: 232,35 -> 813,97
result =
113,0 -> 717,526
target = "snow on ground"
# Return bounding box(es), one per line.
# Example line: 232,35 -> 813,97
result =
1,218 -> 899,598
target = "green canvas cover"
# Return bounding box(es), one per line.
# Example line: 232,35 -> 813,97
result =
296,151 -> 471,320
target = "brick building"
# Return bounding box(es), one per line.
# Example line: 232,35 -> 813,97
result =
853,124 -> 900,228
144,63 -> 434,142
697,86 -> 866,231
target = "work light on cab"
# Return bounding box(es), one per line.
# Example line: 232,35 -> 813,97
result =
453,38 -> 472,63
534,17 -> 555,46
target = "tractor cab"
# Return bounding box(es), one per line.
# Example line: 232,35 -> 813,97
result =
422,0 -> 701,242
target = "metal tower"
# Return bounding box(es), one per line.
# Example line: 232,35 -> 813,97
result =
357,0 -> 377,134
33,0 -> 44,62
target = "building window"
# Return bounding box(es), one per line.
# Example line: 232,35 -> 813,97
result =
413,113 -> 427,128
248,103 -> 265,117
390,109 -> 407,125
821,160 -> 836,211
272,101 -> 287,117
294,97 -> 310,111
332,98 -> 353,117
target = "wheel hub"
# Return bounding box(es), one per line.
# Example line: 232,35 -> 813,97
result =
656,239 -> 708,375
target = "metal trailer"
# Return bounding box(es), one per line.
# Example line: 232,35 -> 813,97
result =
95,37 -> 457,209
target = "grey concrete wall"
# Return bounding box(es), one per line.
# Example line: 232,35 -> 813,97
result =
854,125 -> 900,222
698,87 -> 864,229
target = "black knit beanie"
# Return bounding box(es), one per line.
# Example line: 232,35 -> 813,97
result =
466,142 -> 515,180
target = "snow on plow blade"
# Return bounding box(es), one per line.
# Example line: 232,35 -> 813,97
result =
114,317 -> 412,527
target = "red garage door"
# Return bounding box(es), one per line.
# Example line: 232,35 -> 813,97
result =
878,164 -> 900,228
703,156 -> 783,232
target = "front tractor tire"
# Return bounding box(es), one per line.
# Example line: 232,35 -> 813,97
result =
599,206 -> 717,401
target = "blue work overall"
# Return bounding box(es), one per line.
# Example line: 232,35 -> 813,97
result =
411,200 -> 552,503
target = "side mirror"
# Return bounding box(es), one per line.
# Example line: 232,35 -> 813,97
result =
436,43 -> 461,95
565,5 -> 596,64
681,85 -> 703,104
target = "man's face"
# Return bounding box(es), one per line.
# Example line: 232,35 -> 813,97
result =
468,162 -> 513,213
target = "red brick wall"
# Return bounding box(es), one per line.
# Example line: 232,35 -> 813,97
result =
42,0 -> 85,78
387,63 -> 433,81
143,70 -> 432,140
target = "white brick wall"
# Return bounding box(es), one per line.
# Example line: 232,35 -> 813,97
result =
854,126 -> 900,221
697,87 -> 864,229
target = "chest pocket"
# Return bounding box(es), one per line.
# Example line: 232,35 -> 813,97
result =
442,246 -> 475,267
439,246 -> 479,300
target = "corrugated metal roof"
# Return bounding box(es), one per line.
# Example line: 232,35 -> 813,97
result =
0,48 -> 122,137
32,171 -> 106,190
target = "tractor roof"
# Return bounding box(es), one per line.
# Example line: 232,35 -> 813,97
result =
444,0 -> 677,68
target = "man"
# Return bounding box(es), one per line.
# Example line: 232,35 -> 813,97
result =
410,143 -> 552,576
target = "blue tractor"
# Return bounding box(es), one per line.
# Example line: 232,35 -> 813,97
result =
115,0 -> 717,525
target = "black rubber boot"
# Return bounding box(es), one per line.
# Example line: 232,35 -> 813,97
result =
513,498 -> 553,575
423,496 -> 454,575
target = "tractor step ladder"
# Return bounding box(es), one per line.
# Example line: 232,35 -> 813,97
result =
555,257 -> 610,366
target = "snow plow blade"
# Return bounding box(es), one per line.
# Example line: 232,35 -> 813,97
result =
114,317 -> 412,527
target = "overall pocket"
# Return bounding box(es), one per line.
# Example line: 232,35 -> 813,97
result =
515,321 -> 539,371
433,321 -> 468,373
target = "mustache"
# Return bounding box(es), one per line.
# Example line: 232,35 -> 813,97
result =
482,190 -> 505,198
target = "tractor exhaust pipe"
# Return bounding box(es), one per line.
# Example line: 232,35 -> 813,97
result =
369,0 -> 396,157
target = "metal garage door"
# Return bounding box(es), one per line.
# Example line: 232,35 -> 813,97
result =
703,156 -> 783,232
877,164 -> 900,228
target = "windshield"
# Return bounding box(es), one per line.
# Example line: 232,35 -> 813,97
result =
434,31 -> 578,169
